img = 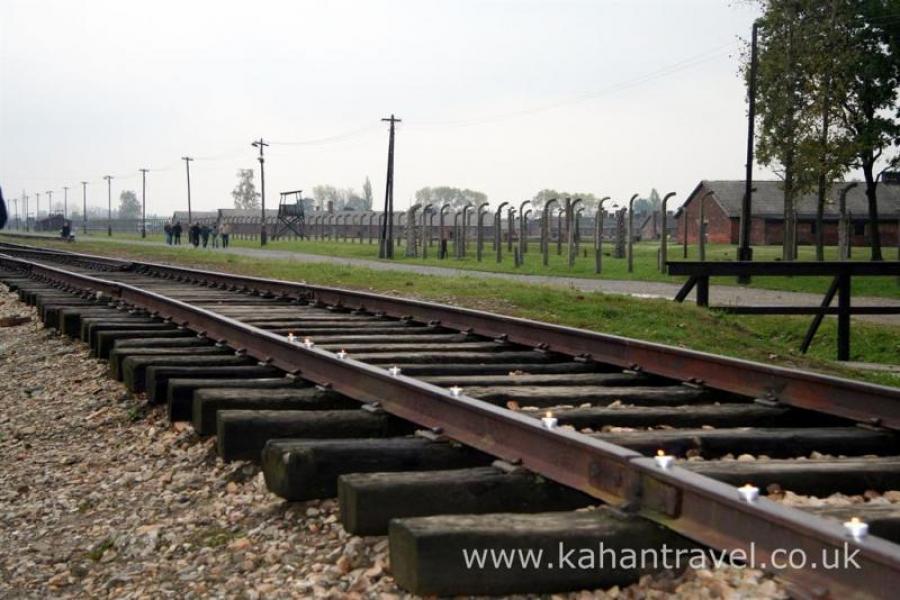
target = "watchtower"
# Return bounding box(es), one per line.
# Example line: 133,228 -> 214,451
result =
273,190 -> 306,239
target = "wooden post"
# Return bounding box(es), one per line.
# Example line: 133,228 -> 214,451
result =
696,276 -> 709,307
837,272 -> 851,361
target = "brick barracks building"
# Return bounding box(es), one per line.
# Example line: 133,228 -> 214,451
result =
674,180 -> 899,247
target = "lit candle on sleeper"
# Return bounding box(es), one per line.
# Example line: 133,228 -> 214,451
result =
654,449 -> 674,470
844,517 -> 868,541
737,483 -> 759,503
541,411 -> 558,430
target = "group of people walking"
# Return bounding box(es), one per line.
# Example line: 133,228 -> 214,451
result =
164,221 -> 231,248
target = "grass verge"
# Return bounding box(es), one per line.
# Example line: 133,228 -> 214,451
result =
5,234 -> 898,388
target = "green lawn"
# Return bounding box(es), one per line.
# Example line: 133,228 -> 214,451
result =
69,230 -> 900,299
6,233 -> 898,388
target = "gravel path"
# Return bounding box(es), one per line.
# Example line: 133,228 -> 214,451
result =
0,284 -> 787,599
28,234 -> 900,325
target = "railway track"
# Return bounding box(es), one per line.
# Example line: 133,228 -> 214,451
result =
1,239 -> 898,598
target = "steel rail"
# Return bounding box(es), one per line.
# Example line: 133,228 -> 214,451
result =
1,251 -> 899,599
1,239 -> 898,429
1,239 -> 898,430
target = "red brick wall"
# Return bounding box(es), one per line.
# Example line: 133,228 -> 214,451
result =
674,185 -> 734,244
763,220 -> 897,246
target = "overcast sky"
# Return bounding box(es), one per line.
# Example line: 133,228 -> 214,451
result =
1,0 -> 767,217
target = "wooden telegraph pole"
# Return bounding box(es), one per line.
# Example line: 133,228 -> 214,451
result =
252,138 -> 269,246
379,114 -> 401,259
139,168 -> 149,238
181,156 -> 194,225
103,176 -> 113,236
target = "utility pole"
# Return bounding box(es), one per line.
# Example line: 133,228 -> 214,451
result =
81,182 -> 88,234
46,191 -> 53,219
182,156 -> 194,224
62,186 -> 69,219
12,195 -> 18,230
35,192 -> 40,224
139,168 -> 149,238
738,20 -> 759,282
251,138 -> 269,246
103,175 -> 113,236
379,114 -> 401,259
24,193 -> 30,231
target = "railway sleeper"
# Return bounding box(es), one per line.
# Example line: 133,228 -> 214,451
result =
421,371 -> 651,387
686,456 -> 900,496
389,508 -> 698,596
166,378 -> 306,421
261,437 -> 491,501
595,427 -> 898,458
108,346 -> 231,380
95,329 -> 195,358
85,322 -> 175,349
808,504 -> 900,544
217,408 -> 415,461
338,465 -> 594,536
58,307 -> 139,338
121,354 -> 257,393
528,403 -> 812,429
464,384 -> 724,408
390,362 -> 597,376
145,365 -> 283,404
192,387 -> 360,435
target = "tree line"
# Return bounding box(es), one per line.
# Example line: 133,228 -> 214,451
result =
746,0 -> 899,260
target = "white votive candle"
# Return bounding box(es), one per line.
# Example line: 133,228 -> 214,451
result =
654,450 -> 674,470
737,484 -> 759,503
541,411 -> 558,430
844,517 -> 868,541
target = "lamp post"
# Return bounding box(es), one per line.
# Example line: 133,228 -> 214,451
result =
181,156 -> 194,225
81,182 -> 88,234
736,19 -> 761,283
139,168 -> 149,238
62,186 -> 68,219
103,175 -> 113,236
251,138 -> 269,246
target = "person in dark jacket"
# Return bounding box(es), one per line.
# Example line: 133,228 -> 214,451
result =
190,223 -> 201,247
173,221 -> 182,245
200,224 -> 210,248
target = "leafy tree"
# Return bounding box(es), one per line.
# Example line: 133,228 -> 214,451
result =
362,177 -> 373,209
745,0 -> 817,260
530,189 -> 604,212
833,0 -> 900,260
312,185 -> 369,211
118,190 -> 141,219
746,0 -> 900,261
232,169 -> 260,210
415,186 -> 488,211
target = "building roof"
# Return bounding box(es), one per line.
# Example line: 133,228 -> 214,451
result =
680,180 -> 899,219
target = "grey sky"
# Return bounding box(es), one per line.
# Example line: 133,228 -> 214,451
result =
1,0 -> 766,217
